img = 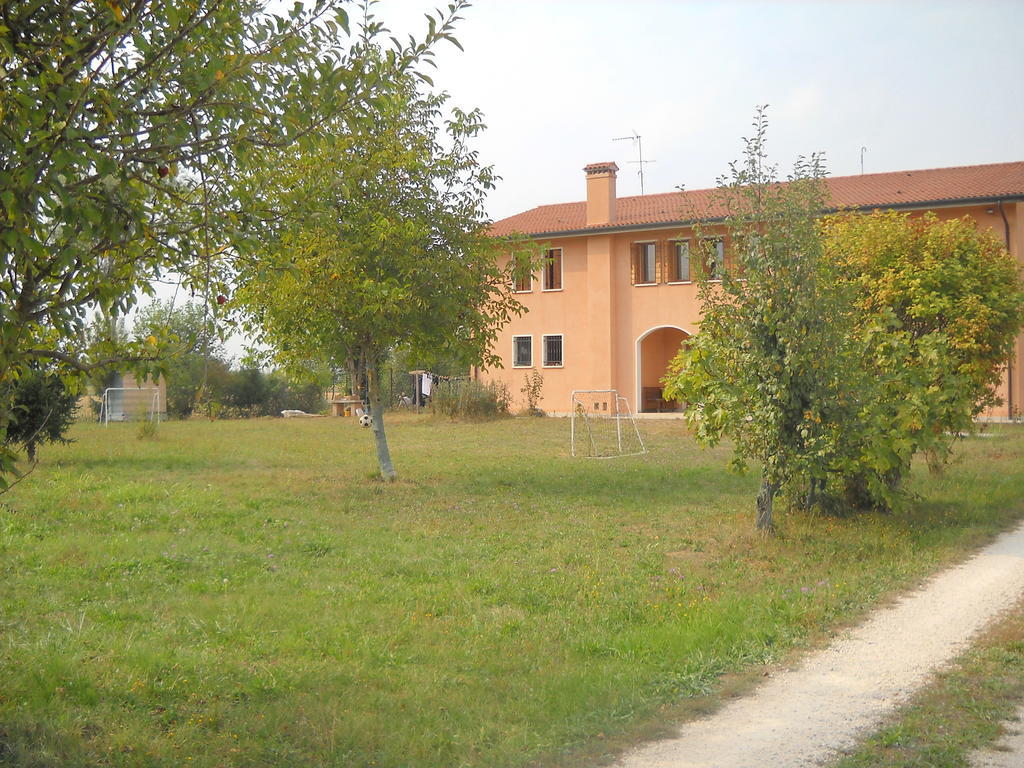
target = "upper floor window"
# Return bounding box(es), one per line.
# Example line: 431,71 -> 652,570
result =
542,248 -> 563,291
741,234 -> 762,277
542,334 -> 563,367
632,242 -> 657,285
512,335 -> 532,367
702,237 -> 725,280
670,240 -> 691,282
512,253 -> 532,293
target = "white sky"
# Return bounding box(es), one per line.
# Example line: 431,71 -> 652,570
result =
153,0 -> 1024,360
374,0 -> 1024,221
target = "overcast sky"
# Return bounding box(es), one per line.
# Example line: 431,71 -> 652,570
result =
375,0 -> 1024,221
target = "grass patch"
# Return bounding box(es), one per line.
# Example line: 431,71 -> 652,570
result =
832,601 -> 1024,767
0,417 -> 1022,767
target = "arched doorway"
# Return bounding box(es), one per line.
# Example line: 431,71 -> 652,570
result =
635,326 -> 690,413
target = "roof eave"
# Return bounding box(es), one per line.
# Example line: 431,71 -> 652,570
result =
505,194 -> 1024,240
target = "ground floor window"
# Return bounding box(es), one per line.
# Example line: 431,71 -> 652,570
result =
513,335 -> 532,367
542,334 -> 563,367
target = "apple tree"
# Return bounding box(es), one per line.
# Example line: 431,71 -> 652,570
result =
662,109 -> 859,531
0,0 -> 465,485
232,76 -> 525,481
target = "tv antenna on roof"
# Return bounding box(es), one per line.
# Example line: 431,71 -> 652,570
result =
613,131 -> 655,194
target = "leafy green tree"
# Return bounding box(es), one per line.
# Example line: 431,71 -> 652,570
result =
234,76 -> 524,480
820,211 -> 1024,509
666,114 -> 1024,524
134,299 -> 226,418
663,108 -> 857,531
0,0 -> 464,486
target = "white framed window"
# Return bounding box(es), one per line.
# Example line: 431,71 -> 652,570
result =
542,334 -> 563,367
702,237 -> 725,280
632,241 -> 657,285
512,253 -> 532,293
670,239 -> 691,283
742,234 -> 762,277
542,248 -> 563,291
512,335 -> 533,367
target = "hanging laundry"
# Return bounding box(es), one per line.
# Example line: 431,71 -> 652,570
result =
421,373 -> 433,397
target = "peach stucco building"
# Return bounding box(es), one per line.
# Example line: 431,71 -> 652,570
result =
484,160 -> 1024,418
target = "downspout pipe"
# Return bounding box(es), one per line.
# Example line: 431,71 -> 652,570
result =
997,200 -> 1014,420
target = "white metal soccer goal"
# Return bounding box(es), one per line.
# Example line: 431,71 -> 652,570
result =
99,387 -> 162,426
570,389 -> 646,458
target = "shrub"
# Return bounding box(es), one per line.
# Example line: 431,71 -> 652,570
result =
819,211 -> 1024,511
136,412 -> 159,441
429,379 -> 510,420
6,369 -> 78,462
520,368 -> 545,416
220,368 -> 326,418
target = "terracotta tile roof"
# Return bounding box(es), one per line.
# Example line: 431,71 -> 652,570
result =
489,161 -> 1024,237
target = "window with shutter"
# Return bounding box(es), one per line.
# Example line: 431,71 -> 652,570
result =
633,242 -> 656,284
512,254 -> 532,292
512,336 -> 532,367
702,237 -> 725,280
542,248 -> 562,290
671,240 -> 691,282
542,335 -> 563,367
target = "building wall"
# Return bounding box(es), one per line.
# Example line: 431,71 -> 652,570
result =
487,224 -> 709,414
484,201 -> 1023,419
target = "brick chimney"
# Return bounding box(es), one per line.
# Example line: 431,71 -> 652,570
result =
584,161 -> 618,226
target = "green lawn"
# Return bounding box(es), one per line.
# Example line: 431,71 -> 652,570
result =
1,416 -> 1022,767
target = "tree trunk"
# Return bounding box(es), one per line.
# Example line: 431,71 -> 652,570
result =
366,357 -> 397,482
805,476 -> 824,510
345,356 -> 358,397
756,476 -> 778,532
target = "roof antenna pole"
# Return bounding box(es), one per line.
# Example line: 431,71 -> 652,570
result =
613,131 -> 655,194
860,146 -> 867,175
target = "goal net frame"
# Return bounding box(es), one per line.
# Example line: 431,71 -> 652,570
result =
570,389 -> 647,458
99,387 -> 162,426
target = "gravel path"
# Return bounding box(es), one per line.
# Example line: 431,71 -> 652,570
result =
612,520 -> 1024,768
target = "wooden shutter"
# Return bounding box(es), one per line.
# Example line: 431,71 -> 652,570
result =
549,248 -> 562,290
630,245 -> 638,285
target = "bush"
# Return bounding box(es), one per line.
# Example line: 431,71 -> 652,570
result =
819,211 -> 1024,511
220,368 -> 325,418
520,368 -> 545,416
429,379 -> 510,420
6,369 -> 78,461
